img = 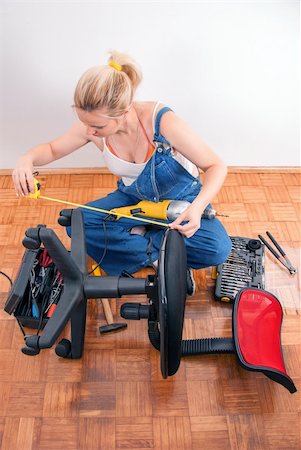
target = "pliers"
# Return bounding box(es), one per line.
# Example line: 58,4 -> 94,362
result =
258,231 -> 297,275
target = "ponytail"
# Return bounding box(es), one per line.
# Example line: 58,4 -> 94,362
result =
74,50 -> 142,115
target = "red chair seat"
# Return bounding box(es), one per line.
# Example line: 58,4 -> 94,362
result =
233,288 -> 297,393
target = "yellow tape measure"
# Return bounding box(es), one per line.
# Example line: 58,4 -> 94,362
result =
27,178 -> 169,228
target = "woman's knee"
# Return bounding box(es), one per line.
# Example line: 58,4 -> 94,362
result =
187,231 -> 232,268
211,234 -> 232,266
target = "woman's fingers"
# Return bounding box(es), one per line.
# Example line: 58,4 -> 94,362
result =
19,171 -> 31,196
169,215 -> 183,229
13,171 -> 25,197
12,168 -> 34,196
12,171 -> 19,196
181,224 -> 200,238
25,171 -> 34,193
169,214 -> 201,238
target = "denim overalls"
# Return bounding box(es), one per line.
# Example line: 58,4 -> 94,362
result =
67,107 -> 232,275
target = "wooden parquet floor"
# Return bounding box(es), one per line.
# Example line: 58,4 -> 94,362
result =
0,171 -> 300,450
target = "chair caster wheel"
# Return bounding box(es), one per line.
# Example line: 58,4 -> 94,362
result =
21,345 -> 40,356
22,236 -> 40,250
58,209 -> 72,227
55,339 -> 72,358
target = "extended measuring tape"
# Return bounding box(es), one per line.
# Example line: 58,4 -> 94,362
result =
27,178 -> 170,228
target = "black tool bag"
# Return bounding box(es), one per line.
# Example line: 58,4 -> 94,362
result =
4,247 -> 63,330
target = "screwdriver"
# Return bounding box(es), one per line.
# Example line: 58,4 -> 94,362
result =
46,296 -> 60,318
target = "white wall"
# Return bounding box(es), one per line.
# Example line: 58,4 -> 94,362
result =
0,0 -> 299,169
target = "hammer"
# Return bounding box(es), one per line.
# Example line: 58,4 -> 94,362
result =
92,264 -> 127,333
99,297 -> 127,333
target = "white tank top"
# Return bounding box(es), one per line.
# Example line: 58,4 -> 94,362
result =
100,102 -> 196,186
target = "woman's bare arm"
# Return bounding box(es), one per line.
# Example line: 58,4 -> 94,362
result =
160,111 -> 227,237
12,121 -> 89,196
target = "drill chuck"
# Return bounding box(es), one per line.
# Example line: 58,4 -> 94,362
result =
202,208 -> 217,220
166,201 -> 191,220
166,201 -> 217,220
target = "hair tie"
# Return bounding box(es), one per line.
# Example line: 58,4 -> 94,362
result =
108,60 -> 122,71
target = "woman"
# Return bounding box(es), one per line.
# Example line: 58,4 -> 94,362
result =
12,50 -> 231,288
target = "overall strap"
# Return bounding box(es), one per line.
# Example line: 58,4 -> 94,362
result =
153,107 -> 173,146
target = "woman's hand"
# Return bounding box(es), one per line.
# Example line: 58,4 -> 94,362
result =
169,204 -> 203,238
12,157 -> 35,197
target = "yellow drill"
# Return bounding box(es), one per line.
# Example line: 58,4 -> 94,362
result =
110,200 -> 226,221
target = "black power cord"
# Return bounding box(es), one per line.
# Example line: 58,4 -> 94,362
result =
87,220 -> 109,276
0,271 -> 13,287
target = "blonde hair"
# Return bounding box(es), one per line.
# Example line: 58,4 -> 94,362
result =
74,50 -> 142,116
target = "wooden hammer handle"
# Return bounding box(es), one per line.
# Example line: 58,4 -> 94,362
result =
101,298 -> 114,325
92,264 -> 115,326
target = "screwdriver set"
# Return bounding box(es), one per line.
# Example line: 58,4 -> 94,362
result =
214,236 -> 265,303
5,246 -> 64,330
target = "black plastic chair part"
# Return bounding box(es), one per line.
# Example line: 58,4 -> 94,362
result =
6,209 -> 150,358
153,228 -> 235,378
158,228 -> 187,377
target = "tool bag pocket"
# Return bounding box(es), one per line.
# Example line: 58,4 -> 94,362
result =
4,247 -> 64,330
